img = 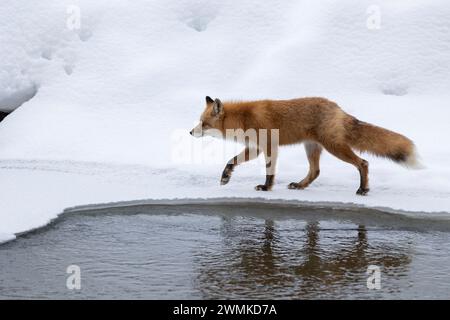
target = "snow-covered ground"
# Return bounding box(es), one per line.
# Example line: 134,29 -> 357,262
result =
1,0 -> 450,242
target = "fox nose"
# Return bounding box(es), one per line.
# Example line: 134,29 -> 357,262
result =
189,130 -> 193,136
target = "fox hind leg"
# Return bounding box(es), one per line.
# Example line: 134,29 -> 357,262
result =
322,143 -> 369,195
288,142 -> 322,190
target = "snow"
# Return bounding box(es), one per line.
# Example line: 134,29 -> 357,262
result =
1,0 -> 450,242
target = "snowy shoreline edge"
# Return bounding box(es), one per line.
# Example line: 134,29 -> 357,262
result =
2,196 -> 449,246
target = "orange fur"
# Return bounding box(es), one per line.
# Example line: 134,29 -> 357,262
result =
191,97 -> 418,195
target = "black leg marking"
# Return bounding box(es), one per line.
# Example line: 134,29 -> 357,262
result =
220,163 -> 234,185
255,175 -> 275,191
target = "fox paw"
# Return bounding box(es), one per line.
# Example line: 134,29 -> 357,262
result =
220,174 -> 230,185
220,165 -> 233,185
288,182 -> 305,190
255,184 -> 271,191
356,187 -> 370,196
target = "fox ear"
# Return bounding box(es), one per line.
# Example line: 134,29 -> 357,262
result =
205,96 -> 214,104
212,98 -> 223,116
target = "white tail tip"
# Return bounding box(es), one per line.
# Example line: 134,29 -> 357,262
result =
404,147 -> 425,169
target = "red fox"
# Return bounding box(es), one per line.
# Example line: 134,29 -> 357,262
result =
190,96 -> 420,195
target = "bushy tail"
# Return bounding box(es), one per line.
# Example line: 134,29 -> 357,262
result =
347,119 -> 423,169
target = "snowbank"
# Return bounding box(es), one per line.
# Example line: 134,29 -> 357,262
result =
1,0 -> 450,241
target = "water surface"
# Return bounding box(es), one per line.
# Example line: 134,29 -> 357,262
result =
1,204 -> 450,299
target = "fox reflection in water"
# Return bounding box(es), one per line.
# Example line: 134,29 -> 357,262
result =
195,219 -> 412,299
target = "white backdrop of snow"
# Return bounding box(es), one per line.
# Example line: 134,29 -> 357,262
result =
1,0 -> 450,242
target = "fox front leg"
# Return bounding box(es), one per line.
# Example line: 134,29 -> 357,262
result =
221,147 -> 260,185
255,145 -> 278,191
220,163 -> 234,185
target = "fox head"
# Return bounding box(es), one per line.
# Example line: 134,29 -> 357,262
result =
190,96 -> 224,138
